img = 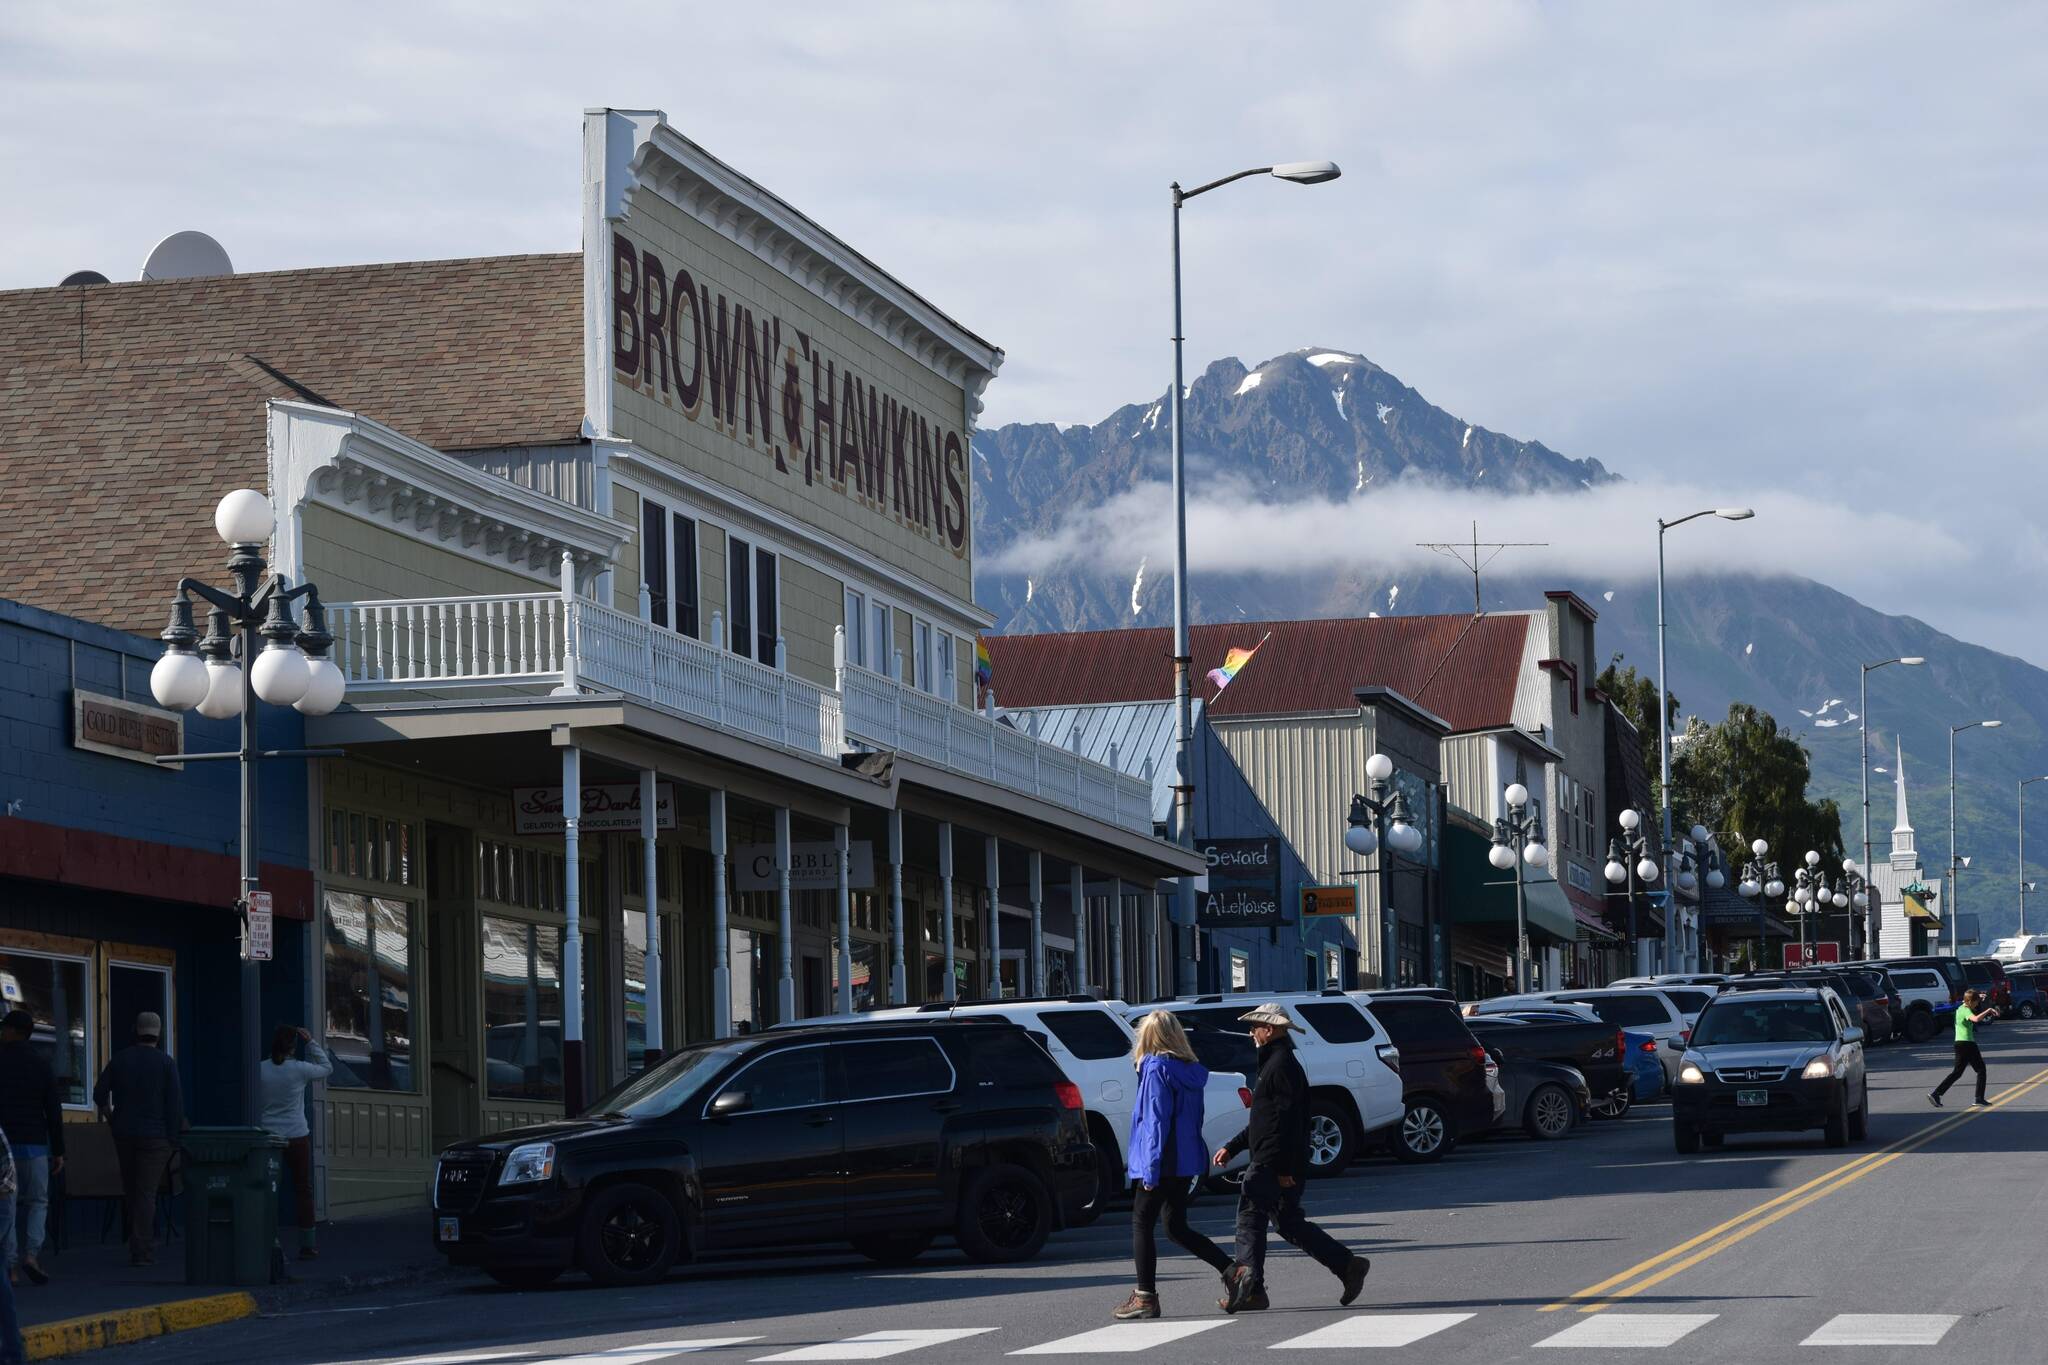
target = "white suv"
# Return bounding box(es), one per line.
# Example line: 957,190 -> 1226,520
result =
1539,988 -> 1693,1085
1140,992 -> 1405,1173
840,997 -> 1252,1210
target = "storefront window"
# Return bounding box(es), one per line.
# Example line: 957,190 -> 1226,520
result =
323,892 -> 415,1091
835,940 -> 880,1012
623,907 -> 650,1072
0,949 -> 91,1105
481,916 -> 562,1102
729,927 -> 775,1033
1045,949 -> 1074,997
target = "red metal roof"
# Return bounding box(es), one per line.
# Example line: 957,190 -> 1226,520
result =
985,613 -> 1532,731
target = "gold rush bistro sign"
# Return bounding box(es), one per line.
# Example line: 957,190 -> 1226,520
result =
72,692 -> 183,769
609,197 -> 974,595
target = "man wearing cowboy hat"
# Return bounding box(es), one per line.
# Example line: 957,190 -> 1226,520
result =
1211,1003 -> 1369,1312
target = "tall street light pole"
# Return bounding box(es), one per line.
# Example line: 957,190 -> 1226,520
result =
1947,719 -> 2002,954
2021,776 -> 2048,933
1170,158 -> 1339,991
1858,657 -> 1924,958
1486,784 -> 1549,993
1655,508 -> 1752,971
1605,808 -> 1660,975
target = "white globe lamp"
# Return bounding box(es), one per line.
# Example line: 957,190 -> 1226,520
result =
1804,849 -> 1821,868
1706,868 -> 1726,890
214,489 -> 275,546
1504,782 -> 1529,809
251,641 -> 310,707
1619,808 -> 1641,831
1765,877 -> 1785,899
1752,838 -> 1769,858
1365,753 -> 1394,782
1523,840 -> 1548,869
1605,859 -> 1628,885
149,650 -> 208,711
197,660 -> 244,720
1677,870 -> 1697,893
1343,822 -> 1378,858
1636,857 -> 1660,883
1488,841 -> 1516,870
296,656 -> 347,716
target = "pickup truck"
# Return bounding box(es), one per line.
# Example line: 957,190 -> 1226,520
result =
1464,1013 -> 1630,1118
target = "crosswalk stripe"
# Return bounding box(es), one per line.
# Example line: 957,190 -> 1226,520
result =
1269,1313 -> 1476,1349
755,1329 -> 997,1361
1009,1321 -> 1233,1355
1802,1314 -> 1958,1346
1535,1314 -> 1717,1349
541,1341 -> 765,1364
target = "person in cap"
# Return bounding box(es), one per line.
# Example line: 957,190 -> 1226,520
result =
92,1012 -> 185,1265
1211,1003 -> 1369,1312
0,1009 -> 62,1286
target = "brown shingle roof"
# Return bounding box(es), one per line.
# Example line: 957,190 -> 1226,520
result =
984,613 -> 1532,731
0,254 -> 582,634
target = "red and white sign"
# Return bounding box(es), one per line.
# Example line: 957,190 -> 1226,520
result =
244,891 -> 274,962
1784,941 -> 1841,968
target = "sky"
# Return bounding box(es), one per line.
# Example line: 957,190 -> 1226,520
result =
5,1 -> 2046,661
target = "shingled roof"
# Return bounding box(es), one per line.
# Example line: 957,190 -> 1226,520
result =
985,613 -> 1532,732
0,254 -> 582,634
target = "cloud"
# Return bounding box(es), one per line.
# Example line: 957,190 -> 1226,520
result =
985,474 -> 1984,603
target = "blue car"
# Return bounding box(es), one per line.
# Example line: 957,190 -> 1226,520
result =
1624,1028 -> 1666,1101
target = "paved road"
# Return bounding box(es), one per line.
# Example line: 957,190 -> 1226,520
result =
116,1021 -> 2048,1364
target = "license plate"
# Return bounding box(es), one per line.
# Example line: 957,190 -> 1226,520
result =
1737,1089 -> 1769,1107
437,1216 -> 460,1242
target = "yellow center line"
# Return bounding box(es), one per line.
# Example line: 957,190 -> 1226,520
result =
1541,1060 -> 2048,1313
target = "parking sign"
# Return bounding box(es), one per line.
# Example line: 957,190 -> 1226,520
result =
244,890 -> 273,962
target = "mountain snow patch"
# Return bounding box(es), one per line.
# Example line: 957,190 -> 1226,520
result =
1355,460 -> 1365,492
1375,402 -> 1393,423
1130,557 -> 1147,616
1387,584 -> 1400,613
1235,371 -> 1264,396
1602,590 -> 1615,602
1334,385 -> 1348,421
1744,643 -> 1754,655
1024,578 -> 1035,604
1462,425 -> 1473,450
1307,353 -> 1355,368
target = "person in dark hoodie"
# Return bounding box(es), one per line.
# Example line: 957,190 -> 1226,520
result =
1113,1011 -> 1235,1320
1212,1003 -> 1369,1313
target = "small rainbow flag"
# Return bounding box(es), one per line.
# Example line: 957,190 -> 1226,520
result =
1207,633 -> 1270,693
974,637 -> 993,687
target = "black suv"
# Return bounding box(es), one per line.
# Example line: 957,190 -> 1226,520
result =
431,1021 -> 1096,1288
1354,992 -> 1502,1163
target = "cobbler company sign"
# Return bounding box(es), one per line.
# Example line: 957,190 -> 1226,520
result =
72,692 -> 182,769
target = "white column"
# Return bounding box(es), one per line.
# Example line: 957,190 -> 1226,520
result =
639,768 -> 663,1063
835,822 -> 853,1013
561,744 -> 584,1112
1109,876 -> 1125,1001
1029,851 -> 1045,997
1142,886 -> 1160,1003
711,789 -> 731,1038
984,834 -> 1001,999
1071,864 -> 1090,995
776,806 -> 795,1021
939,823 -> 957,1002
888,808 -> 908,1005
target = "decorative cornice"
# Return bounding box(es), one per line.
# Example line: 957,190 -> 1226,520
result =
267,401 -> 626,588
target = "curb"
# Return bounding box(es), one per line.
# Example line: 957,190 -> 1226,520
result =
24,1292 -> 258,1361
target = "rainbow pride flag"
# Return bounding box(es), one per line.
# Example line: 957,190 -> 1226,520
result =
974,637 -> 993,687
1207,633 -> 1270,693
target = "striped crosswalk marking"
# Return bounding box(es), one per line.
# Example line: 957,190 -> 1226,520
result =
1009,1321 -> 1233,1354
1270,1313 -> 1475,1349
1802,1314 -> 1958,1346
1535,1314 -> 1717,1349
543,1342 -> 764,1364
756,1329 -> 996,1361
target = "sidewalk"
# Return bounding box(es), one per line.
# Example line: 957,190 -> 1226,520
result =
17,1210 -> 451,1355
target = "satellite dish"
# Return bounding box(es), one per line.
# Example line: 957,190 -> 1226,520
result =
60,270 -> 109,287
140,231 -> 233,281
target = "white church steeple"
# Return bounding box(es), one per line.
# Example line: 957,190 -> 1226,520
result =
1891,737 -> 1916,860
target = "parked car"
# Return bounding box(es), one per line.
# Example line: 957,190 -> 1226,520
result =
1615,978 -> 1723,1023
1880,955 -> 1968,1007
1464,1011 -> 1630,1118
1882,964 -> 1956,1042
1485,1054 -> 1591,1140
1672,986 -> 1869,1153
1613,973 -> 1730,989
430,1021 -> 1096,1288
2002,963 -> 2048,1019
1838,966 -> 1907,1041
1960,958 -> 2014,1020
1622,1029 -> 1666,1102
1352,990 -> 1503,1163
1146,991 -> 1404,1173
1763,969 -> 1893,1043
1537,990 -> 1693,1085
827,996 -> 1250,1209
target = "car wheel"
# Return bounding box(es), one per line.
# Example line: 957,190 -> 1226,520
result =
1848,1083 -> 1869,1141
577,1181 -> 680,1287
1306,1098 -> 1357,1173
1906,1008 -> 1938,1044
1589,1089 -> 1632,1120
851,1232 -> 936,1266
1823,1093 -> 1850,1148
1673,1122 -> 1701,1155
2021,1001 -> 2039,1020
1523,1084 -> 1576,1141
956,1163 -> 1052,1264
1392,1098 -> 1454,1164
483,1265 -> 563,1291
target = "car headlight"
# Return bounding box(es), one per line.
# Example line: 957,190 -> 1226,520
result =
1801,1057 -> 1834,1080
498,1141 -> 557,1186
1678,1063 -> 1705,1084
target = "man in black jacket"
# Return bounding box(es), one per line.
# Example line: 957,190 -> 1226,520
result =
1212,1004 -> 1369,1312
0,1010 -> 63,1285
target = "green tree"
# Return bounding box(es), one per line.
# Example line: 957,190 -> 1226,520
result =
1596,656 -> 1678,798
1670,702 -> 1845,863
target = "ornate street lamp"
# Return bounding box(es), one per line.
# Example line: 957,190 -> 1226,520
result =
1485,783 -> 1549,993
150,489 -> 345,1123
1605,807 -> 1661,973
1345,752 -> 1426,987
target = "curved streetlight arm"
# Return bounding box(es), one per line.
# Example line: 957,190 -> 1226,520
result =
1176,167 -> 1272,203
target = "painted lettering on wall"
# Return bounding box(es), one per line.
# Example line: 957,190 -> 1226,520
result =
612,231 -> 970,557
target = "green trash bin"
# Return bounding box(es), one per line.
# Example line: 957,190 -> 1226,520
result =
181,1127 -> 285,1286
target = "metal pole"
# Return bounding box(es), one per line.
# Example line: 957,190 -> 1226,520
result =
710,789 -> 731,1036
1654,523 -> 1675,969
2022,782 -> 2031,936
835,823 -> 853,1013
888,808 -> 907,1005
775,806 -> 794,1020
238,620 -> 261,1127
1169,184 -> 1198,995
1512,823 -> 1529,994
1859,665 -> 1873,958
1029,851 -> 1045,996
1948,726 -> 1957,957
939,823 -> 956,1002
1071,863 -> 1090,995
561,744 -> 584,1115
640,768 -> 662,1065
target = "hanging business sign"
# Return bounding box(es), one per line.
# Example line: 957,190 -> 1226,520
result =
1301,885 -> 1357,919
72,692 -> 183,769
734,841 -> 876,892
1195,837 -> 1283,928
513,784 -> 677,835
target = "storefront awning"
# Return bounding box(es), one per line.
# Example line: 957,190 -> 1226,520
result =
1442,825 -> 1579,946
1699,883 -> 1794,939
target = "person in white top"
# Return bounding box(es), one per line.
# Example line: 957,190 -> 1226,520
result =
259,1026 -> 331,1259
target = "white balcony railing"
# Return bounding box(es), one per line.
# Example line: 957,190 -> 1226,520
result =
325,556 -> 1152,833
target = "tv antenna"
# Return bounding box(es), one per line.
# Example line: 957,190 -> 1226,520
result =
1416,521 -> 1548,615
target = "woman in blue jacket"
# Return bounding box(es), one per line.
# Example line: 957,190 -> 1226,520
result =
1114,1011 -> 1234,1321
